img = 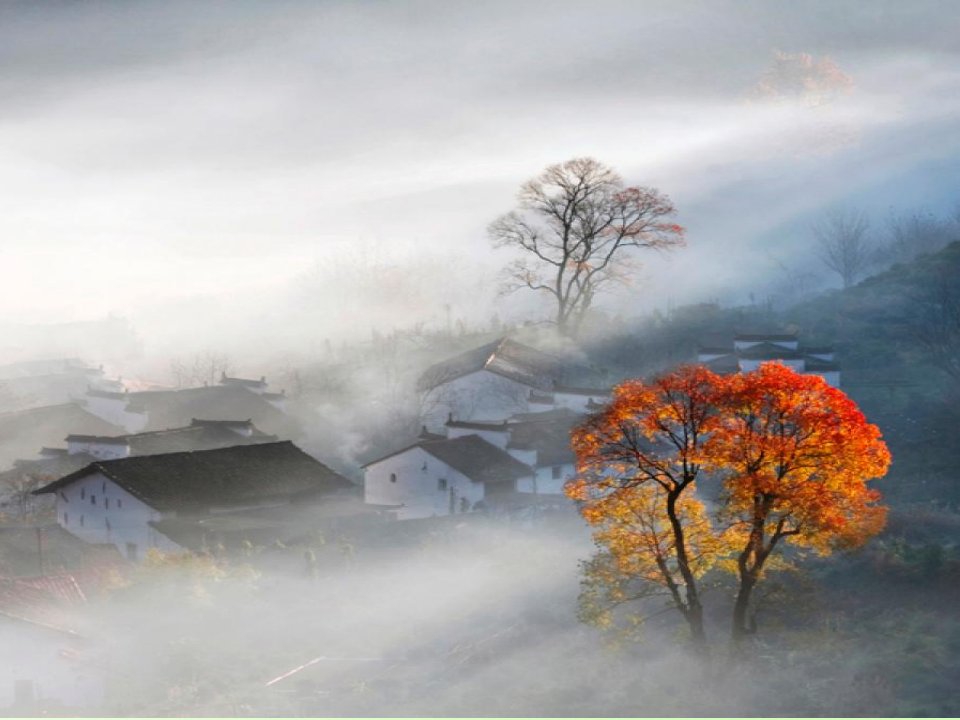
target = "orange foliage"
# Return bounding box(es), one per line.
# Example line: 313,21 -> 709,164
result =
715,362 -> 890,558
567,361 -> 891,641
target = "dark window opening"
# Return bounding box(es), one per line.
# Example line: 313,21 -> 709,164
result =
389,473 -> 397,483
80,488 -> 85,500
117,499 -> 122,509
438,478 -> 447,491
105,498 -> 110,510
60,491 -> 68,503
551,466 -> 562,480
90,495 -> 96,506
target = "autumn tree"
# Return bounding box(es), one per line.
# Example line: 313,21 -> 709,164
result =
567,366 -> 726,649
568,362 -> 891,649
714,363 -> 891,644
813,208 -> 873,288
489,158 -> 685,337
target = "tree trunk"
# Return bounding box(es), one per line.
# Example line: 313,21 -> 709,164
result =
731,573 -> 757,646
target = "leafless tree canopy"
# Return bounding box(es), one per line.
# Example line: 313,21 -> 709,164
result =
813,209 -> 873,288
885,210 -> 957,265
489,157 -> 685,337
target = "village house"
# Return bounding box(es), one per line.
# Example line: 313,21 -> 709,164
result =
0,358 -> 119,412
0,419 -> 279,516
417,337 -> 563,429
364,407 -> 583,520
78,378 -> 295,436
34,441 -> 354,561
0,403 -> 123,471
697,332 -> 841,386
364,433 -> 534,521
418,337 -> 611,429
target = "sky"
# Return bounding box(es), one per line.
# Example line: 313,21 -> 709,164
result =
1,0 -> 958,355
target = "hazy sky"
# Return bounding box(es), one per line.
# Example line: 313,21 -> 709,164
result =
1,1 -> 958,346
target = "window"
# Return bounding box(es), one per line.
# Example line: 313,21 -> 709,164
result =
59,491 -> 68,503
63,512 -> 68,525
551,466 -> 562,480
389,473 -> 397,483
80,515 -> 84,527
102,481 -> 106,493
105,498 -> 110,510
90,495 -> 96,506
105,517 -> 111,531
438,478 -> 447,491
81,488 -> 85,500
117,499 -> 122,509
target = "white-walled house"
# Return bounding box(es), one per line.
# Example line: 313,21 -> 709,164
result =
364,434 -> 534,521
445,409 -> 582,496
697,333 -> 841,387
34,441 -> 353,561
418,338 -> 563,429
63,418 -> 277,460
81,389 -> 148,433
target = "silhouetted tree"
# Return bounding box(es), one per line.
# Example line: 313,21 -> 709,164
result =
489,158 -> 684,337
813,209 -> 873,288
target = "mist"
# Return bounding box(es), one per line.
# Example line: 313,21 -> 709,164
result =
2,1 -> 960,717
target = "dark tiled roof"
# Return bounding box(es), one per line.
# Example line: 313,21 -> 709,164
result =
804,361 -> 842,372
148,494 -> 376,551
62,420 -> 277,456
0,403 -> 123,469
445,419 -> 510,431
66,434 -> 128,445
508,407 -> 583,424
417,338 -> 561,392
703,355 -> 740,374
86,388 -> 128,400
506,418 -> 576,467
736,343 -> 805,360
552,384 -> 612,396
420,435 -> 532,485
364,435 -> 532,485
220,374 -> 267,388
734,333 -> 797,342
128,385 -> 292,435
35,441 -> 351,512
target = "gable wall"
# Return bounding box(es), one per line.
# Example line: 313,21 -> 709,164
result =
54,472 -> 182,560
422,370 -> 533,430
364,446 -> 486,520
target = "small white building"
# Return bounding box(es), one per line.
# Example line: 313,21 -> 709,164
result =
418,338 -> 563,429
363,434 -> 534,521
34,441 -> 353,561
81,389 -> 148,433
697,333 -> 841,387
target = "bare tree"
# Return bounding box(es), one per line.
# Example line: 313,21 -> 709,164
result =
813,209 -> 873,288
884,210 -> 956,265
488,158 -> 685,337
170,351 -> 233,388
